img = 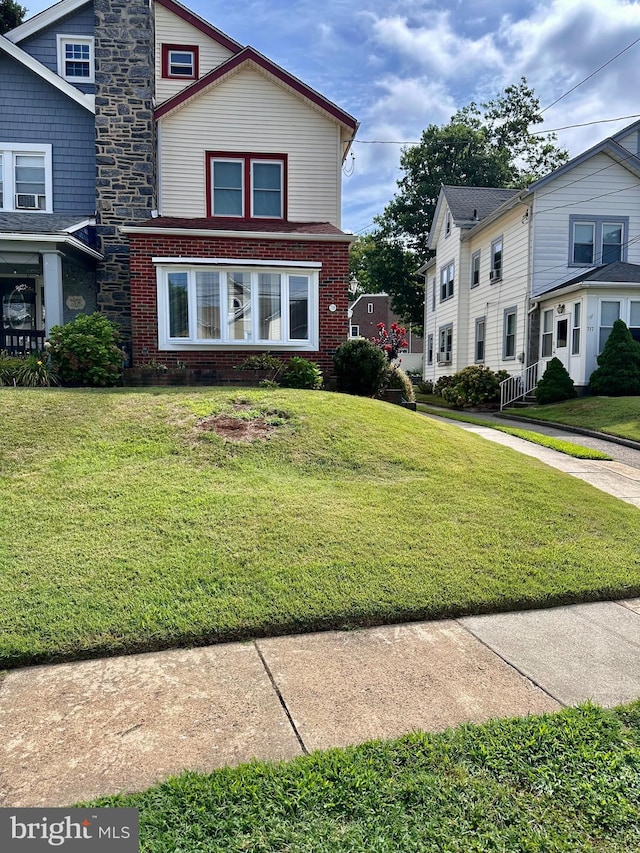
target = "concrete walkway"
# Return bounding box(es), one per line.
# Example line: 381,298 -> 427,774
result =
419,408 -> 640,508
2,600 -> 640,808
1,419 -> 639,809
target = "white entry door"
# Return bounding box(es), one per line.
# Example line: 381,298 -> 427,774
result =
555,316 -> 569,370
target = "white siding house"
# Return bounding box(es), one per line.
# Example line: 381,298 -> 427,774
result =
421,120 -> 640,393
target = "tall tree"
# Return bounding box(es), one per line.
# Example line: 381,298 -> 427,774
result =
353,79 -> 568,325
0,0 -> 27,34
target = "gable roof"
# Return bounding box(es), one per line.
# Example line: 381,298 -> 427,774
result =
0,33 -> 94,113
155,44 -> 358,136
4,0 -> 90,43
156,0 -> 243,54
524,136 -> 640,196
444,186 -> 519,226
427,185 -> 519,250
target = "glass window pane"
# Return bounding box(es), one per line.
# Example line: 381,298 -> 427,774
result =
557,318 -> 568,348
253,163 -> 281,190
253,163 -> 282,217
601,301 -> 620,326
196,271 -> 220,340
602,223 -> 623,264
573,223 -> 594,263
213,161 -> 242,216
289,275 -> 309,340
168,272 -> 189,338
15,155 -> 45,195
228,272 -> 252,340
543,309 -> 553,333
630,301 -> 640,327
258,273 -> 281,341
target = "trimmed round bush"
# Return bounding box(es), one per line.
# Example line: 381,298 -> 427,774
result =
333,338 -> 388,396
49,312 -> 123,387
281,357 -> 323,390
536,357 -> 577,405
440,366 -> 501,408
589,319 -> 640,396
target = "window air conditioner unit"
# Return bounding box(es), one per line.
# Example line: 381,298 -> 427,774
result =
15,193 -> 42,210
437,352 -> 451,364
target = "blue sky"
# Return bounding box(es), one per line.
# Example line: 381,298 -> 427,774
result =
23,0 -> 640,234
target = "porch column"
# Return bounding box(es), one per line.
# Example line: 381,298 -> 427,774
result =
42,251 -> 63,335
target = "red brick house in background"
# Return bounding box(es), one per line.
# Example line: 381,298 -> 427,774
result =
121,0 -> 359,376
349,293 -> 424,373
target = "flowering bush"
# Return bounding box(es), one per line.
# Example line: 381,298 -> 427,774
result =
440,365 -> 504,408
49,313 -> 123,386
371,322 -> 408,363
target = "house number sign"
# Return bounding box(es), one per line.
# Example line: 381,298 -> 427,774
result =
66,295 -> 86,311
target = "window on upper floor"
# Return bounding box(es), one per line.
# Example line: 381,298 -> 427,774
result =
490,237 -> 503,282
569,216 -> 628,266
439,262 -> 454,301
367,302 -> 374,314
0,144 -> 52,212
207,153 -> 286,219
471,251 -> 480,288
445,210 -> 451,237
157,263 -> 317,349
57,35 -> 94,83
162,44 -> 199,80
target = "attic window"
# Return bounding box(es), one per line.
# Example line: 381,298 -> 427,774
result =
162,44 -> 199,80
57,35 -> 94,82
445,210 -> 451,237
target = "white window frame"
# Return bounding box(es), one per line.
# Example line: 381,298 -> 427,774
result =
250,160 -> 283,219
503,307 -> 516,360
156,260 -> 319,351
439,261 -> 454,302
57,35 -> 94,83
167,48 -> 195,78
474,316 -> 485,363
350,324 -> 360,338
541,308 -> 553,358
470,251 -> 480,288
571,302 -> 581,355
598,299 -> 620,353
367,302 -> 374,314
0,143 -> 52,212
490,237 -> 503,282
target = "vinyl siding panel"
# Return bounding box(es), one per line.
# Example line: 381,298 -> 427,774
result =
466,204 -> 531,371
532,153 -> 640,297
0,54 -> 95,214
159,66 -> 341,224
18,3 -> 95,95
155,4 -> 235,104
615,130 -> 639,156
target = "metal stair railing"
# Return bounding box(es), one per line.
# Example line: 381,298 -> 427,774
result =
499,360 -> 543,411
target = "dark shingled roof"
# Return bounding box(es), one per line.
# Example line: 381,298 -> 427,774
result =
541,262 -> 640,295
0,212 -> 93,234
131,217 -> 348,235
442,186 -> 520,226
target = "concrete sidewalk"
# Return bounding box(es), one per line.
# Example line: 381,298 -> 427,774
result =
1,600 -> 640,808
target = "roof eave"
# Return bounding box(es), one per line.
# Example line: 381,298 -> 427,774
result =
5,0 -> 90,43
120,225 -> 356,242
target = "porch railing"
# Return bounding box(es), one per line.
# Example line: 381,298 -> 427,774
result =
1,329 -> 46,355
499,360 -> 543,411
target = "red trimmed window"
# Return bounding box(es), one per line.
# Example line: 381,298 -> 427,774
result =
206,152 -> 287,219
162,44 -> 199,80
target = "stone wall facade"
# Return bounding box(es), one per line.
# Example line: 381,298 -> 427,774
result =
94,0 -> 156,341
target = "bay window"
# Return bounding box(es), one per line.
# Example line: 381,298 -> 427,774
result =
158,263 -> 317,349
208,152 -> 286,219
599,300 -> 620,352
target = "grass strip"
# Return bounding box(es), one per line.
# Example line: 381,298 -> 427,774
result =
88,702 -> 640,852
504,396 -> 640,443
418,404 -> 612,459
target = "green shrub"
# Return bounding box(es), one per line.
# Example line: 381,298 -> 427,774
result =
417,379 -> 434,395
236,353 -> 284,372
383,366 -> 415,401
440,365 -> 502,408
536,357 -> 577,404
0,351 -> 58,387
333,338 -> 388,396
49,313 -> 123,387
434,374 -> 455,397
281,357 -> 323,390
589,320 -> 640,396
0,351 -> 22,385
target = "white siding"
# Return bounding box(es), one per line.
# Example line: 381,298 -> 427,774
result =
159,66 -> 342,224
616,129 -> 639,156
155,3 -> 235,104
532,153 -> 640,297
466,203 -> 531,373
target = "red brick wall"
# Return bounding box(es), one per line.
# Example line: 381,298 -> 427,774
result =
129,233 -> 350,374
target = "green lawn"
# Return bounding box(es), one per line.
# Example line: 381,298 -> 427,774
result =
1,387 -> 639,668
90,702 -> 640,851
505,396 -> 640,443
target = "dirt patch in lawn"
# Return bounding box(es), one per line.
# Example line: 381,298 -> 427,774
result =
197,414 -> 275,442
